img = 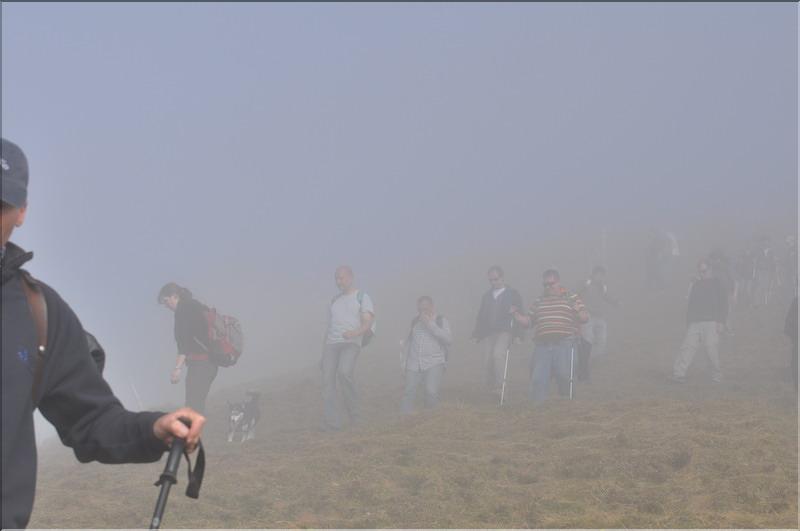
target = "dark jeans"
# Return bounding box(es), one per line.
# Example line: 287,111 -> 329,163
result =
186,360 -> 218,414
577,337 -> 592,382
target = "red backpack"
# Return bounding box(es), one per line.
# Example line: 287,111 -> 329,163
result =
203,308 -> 244,367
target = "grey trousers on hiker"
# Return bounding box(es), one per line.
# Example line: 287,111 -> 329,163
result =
482,331 -> 512,393
401,363 -> 445,414
321,342 -> 361,430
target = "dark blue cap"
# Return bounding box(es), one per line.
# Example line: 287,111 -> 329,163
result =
1,138 -> 29,208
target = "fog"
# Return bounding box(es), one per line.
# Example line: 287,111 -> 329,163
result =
2,2 -> 797,528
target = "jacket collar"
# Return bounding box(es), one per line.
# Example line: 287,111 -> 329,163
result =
1,241 -> 33,285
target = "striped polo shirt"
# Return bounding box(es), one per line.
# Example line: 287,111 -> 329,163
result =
530,288 -> 586,341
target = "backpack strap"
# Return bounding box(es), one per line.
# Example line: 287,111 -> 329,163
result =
20,272 -> 48,405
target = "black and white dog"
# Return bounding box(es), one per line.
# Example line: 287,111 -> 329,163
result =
227,391 -> 261,443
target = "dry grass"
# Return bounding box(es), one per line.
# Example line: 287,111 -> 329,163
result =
30,292 -> 797,528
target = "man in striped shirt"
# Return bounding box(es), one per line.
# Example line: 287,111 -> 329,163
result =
512,269 -> 589,403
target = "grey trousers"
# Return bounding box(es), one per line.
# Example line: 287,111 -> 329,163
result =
482,331 -> 512,391
401,363 -> 445,414
321,342 -> 361,429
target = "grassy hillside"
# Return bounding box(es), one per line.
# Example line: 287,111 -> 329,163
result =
30,290 -> 797,528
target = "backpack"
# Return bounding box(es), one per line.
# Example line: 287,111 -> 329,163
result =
331,290 -> 376,347
203,307 -> 244,367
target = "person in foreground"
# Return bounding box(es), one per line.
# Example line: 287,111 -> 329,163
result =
1,138 -> 206,529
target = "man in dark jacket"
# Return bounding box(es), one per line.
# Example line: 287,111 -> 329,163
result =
471,266 -> 523,397
671,260 -> 729,384
1,138 -> 206,529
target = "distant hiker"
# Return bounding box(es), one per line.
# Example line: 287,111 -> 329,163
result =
2,138 -> 205,530
576,266 -> 619,381
400,296 -> 453,414
784,296 -> 797,391
512,269 -> 588,403
708,249 -> 735,330
159,282 -> 218,414
321,266 -> 375,431
733,247 -> 756,308
471,266 -> 523,399
752,235 -> 778,307
782,235 -> 797,295
645,229 -> 669,291
671,260 -> 728,384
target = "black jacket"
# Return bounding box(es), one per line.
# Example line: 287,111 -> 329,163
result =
472,286 -> 523,341
1,242 -> 168,529
686,276 -> 728,325
174,297 -> 212,356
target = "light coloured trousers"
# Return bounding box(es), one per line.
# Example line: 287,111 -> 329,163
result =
321,342 -> 361,430
580,317 -> 608,358
482,331 -> 512,391
401,363 -> 445,414
673,321 -> 721,381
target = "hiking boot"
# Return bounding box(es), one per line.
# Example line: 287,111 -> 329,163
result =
668,375 -> 687,384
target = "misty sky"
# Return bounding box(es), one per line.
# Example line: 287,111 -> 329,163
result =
2,2 -> 797,426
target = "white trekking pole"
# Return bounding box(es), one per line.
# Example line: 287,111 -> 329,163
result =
500,317 -> 513,406
568,341 -> 575,400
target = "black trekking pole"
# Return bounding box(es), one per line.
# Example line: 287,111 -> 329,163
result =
150,431 -> 186,529
150,419 -> 204,529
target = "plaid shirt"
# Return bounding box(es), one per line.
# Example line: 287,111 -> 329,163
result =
405,315 -> 452,372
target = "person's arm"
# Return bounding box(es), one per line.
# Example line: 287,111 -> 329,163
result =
573,295 -> 589,324
36,287 -> 205,462
343,293 -> 375,339
511,304 -> 533,328
171,354 -> 186,384
472,294 -> 488,340
424,315 -> 453,345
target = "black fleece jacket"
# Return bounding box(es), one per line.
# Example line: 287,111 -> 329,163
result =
1,242 -> 168,529
686,276 -> 728,325
472,286 -> 524,341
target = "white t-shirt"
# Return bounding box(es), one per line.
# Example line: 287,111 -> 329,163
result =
326,290 -> 375,345
492,287 -> 506,300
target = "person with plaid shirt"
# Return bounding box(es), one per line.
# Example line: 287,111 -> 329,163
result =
400,296 -> 452,414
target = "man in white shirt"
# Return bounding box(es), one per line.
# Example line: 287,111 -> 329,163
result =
321,265 -> 374,431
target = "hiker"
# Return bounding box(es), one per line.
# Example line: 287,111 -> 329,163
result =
400,296 -> 453,414
645,228 -> 669,291
785,296 -> 797,391
781,235 -> 797,295
708,249 -> 735,330
671,260 -> 728,384
576,265 -> 619,381
752,235 -> 778,307
159,282 -> 219,414
321,265 -> 375,431
1,138 -> 205,529
512,269 -> 588,403
471,266 -> 523,398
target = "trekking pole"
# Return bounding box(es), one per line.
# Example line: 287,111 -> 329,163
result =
149,420 -> 190,530
569,342 -> 575,400
500,317 -> 514,406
